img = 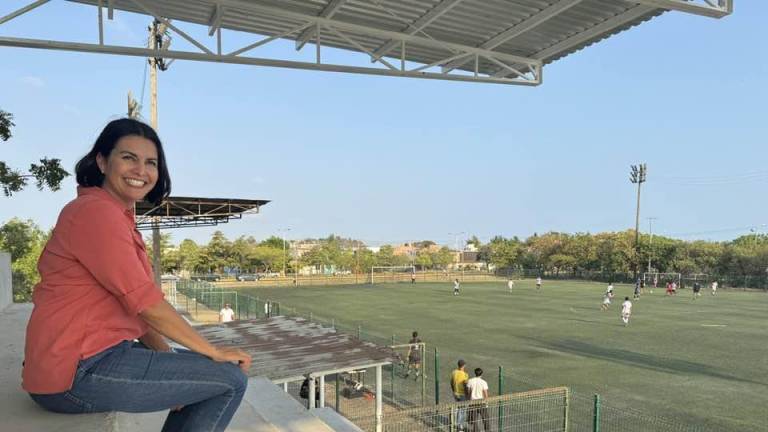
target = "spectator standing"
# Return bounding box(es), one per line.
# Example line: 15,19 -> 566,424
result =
466,368 -> 490,432
219,303 -> 235,323
451,359 -> 469,430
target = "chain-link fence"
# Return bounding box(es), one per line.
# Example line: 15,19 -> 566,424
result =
380,386 -> 570,432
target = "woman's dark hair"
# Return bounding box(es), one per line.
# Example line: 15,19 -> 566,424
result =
75,118 -> 171,205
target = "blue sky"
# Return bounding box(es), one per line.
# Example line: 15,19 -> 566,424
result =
1,1 -> 766,247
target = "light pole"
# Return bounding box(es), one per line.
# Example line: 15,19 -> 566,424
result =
647,217 -> 658,274
630,164 -> 647,280
448,232 -> 466,270
277,228 -> 291,277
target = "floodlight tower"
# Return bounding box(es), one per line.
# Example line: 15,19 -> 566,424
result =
630,164 -> 647,280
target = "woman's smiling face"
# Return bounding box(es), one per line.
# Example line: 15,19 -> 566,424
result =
96,135 -> 158,208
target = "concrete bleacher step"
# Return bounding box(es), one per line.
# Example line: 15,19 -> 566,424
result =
112,404 -> 281,432
313,407 -> 365,432
243,377 -> 336,432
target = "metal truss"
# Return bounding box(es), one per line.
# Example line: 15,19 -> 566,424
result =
0,0 -> 542,86
630,0 -> 733,18
134,197 -> 265,231
135,215 -> 239,231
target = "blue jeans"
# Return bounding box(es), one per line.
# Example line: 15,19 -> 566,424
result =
454,394 -> 467,427
29,341 -> 248,432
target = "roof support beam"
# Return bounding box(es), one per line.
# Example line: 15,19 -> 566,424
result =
630,0 -> 732,18
0,0 -> 50,26
441,0 -> 582,73
208,3 -> 223,36
369,0 -> 465,63
0,36 -> 540,86
130,0 -> 213,55
295,0 -> 348,51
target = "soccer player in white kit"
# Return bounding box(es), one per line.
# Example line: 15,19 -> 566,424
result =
601,283 -> 614,311
711,281 -> 718,296
507,279 -> 514,293
536,277 -> 542,291
621,297 -> 632,326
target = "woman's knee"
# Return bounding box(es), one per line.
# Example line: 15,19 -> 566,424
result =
217,362 -> 248,395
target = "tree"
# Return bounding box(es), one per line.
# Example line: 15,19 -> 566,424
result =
480,236 -> 520,270
0,109 -> 13,141
144,232 -> 176,274
260,236 -> 285,250
431,246 -> 454,269
204,231 -> 231,272
0,218 -> 48,301
414,249 -> 433,269
177,239 -> 203,272
0,218 -> 41,261
1,109 -> 70,196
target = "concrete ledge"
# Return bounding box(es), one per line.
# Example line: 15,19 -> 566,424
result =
0,304 -> 113,432
0,252 -> 11,311
243,377 -> 335,432
314,407 -> 365,432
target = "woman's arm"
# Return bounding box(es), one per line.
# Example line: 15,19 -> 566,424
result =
139,300 -> 252,371
139,327 -> 172,352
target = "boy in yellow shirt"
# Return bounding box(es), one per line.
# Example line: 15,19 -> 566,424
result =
451,359 -> 469,430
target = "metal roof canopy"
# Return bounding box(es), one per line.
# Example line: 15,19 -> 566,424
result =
1,0 -> 732,87
134,196 -> 269,230
196,315 -> 395,384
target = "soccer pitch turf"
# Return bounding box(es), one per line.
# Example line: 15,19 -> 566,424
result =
240,280 -> 767,431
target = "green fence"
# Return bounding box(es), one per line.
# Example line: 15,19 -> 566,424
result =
172,281 -> 718,432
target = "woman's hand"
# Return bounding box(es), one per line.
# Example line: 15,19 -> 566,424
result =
211,347 -> 252,373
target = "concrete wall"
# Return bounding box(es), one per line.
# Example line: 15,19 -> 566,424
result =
0,252 -> 11,311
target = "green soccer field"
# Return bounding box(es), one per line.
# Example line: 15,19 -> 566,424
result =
239,280 -> 768,431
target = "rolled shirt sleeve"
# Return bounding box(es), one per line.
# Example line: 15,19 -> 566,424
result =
67,199 -> 164,316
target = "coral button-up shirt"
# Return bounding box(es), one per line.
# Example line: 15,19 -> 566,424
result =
22,186 -> 165,394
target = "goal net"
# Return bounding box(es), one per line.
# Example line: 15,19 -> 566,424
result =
370,265 -> 416,284
682,273 -> 709,288
642,272 -> 681,288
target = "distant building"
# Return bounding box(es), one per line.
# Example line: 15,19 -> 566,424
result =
450,249 -> 486,271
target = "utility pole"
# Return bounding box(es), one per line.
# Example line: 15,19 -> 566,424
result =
148,19 -> 171,288
630,164 -> 647,281
647,217 -> 657,274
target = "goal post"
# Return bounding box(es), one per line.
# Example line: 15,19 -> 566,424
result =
642,272 -> 681,287
370,265 -> 416,284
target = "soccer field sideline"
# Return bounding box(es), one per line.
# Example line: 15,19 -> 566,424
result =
236,280 -> 767,431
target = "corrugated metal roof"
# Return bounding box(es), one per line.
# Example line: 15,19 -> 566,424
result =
197,316 -> 395,383
66,0 -> 665,78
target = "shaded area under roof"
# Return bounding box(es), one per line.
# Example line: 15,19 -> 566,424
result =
197,316 -> 395,383
135,196 -> 269,230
